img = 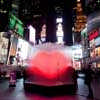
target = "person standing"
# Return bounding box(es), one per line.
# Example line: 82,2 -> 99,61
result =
85,64 -> 94,98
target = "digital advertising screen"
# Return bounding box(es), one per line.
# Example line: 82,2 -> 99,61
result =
9,13 -> 24,37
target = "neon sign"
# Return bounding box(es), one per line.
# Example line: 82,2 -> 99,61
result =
89,30 -> 99,41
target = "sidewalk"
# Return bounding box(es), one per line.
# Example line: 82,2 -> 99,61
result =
78,73 -> 100,100
77,77 -> 89,97
92,78 -> 100,100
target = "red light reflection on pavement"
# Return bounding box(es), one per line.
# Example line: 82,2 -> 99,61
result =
26,94 -> 89,100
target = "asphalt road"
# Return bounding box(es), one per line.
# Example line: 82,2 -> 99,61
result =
0,77 -> 94,100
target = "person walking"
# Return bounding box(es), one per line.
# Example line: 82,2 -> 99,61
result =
85,64 -> 94,98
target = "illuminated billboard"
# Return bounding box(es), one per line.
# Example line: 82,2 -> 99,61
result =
40,24 -> 46,38
40,24 -> 46,42
89,29 -> 99,41
15,22 -> 24,37
9,13 -> 24,37
0,32 -> 9,64
56,18 -> 64,44
9,14 -> 16,29
28,25 -> 36,44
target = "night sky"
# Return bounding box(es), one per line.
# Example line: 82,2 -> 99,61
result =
31,0 -> 76,45
46,0 -> 75,45
0,0 -> 77,45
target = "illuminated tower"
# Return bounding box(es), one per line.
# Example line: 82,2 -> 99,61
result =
73,0 -> 87,42
28,25 -> 36,45
56,18 -> 64,44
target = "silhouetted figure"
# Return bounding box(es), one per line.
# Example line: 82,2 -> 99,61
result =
85,64 -> 94,98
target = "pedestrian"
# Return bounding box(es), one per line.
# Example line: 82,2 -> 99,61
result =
85,64 -> 94,98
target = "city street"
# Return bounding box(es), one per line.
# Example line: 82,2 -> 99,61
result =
0,0 -> 100,100
0,76 -> 96,100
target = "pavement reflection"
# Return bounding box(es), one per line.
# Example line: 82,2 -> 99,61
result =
0,78 -> 93,100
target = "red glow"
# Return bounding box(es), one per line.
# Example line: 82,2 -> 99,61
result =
29,94 -> 79,100
89,30 -> 99,40
29,51 -> 72,79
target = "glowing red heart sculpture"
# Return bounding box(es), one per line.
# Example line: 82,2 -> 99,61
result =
29,50 -> 72,79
